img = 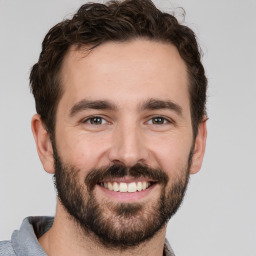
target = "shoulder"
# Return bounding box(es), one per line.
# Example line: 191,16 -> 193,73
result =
0,240 -> 16,255
0,216 -> 53,256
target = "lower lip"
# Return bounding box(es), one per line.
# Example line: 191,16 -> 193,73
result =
97,183 -> 157,202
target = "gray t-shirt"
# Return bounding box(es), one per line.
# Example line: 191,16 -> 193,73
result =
0,217 -> 175,256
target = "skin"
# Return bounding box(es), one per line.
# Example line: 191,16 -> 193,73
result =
32,39 -> 207,256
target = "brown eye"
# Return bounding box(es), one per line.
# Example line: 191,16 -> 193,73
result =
151,116 -> 168,125
90,117 -> 102,125
84,116 -> 107,125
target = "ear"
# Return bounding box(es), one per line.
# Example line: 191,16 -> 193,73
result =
31,114 -> 55,174
190,118 -> 207,174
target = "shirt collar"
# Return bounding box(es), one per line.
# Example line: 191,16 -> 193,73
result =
12,217 -> 175,256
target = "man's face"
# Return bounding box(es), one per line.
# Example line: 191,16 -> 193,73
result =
53,39 -> 196,248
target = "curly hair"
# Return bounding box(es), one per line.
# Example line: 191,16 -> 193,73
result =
30,0 -> 207,138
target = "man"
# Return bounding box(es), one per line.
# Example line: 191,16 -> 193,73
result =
0,0 -> 207,255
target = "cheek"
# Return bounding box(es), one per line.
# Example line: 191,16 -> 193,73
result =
149,134 -> 192,176
56,131 -> 110,170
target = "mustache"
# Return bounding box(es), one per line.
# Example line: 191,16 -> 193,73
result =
85,163 -> 169,192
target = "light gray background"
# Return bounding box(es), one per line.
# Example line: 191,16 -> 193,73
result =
0,0 -> 255,255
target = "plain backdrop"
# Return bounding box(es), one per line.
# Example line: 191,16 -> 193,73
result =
0,0 -> 255,255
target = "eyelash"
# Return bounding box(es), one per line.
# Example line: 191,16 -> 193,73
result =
82,115 -> 172,126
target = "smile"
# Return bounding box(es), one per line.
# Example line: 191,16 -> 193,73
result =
99,181 -> 153,193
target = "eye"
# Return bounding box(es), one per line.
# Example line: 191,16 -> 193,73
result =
83,116 -> 107,125
148,116 -> 171,125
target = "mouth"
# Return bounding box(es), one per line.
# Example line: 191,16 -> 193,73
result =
95,176 -> 159,202
98,180 -> 155,193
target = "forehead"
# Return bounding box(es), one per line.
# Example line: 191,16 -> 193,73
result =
58,39 -> 189,113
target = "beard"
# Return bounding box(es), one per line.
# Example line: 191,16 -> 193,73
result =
53,146 -> 192,249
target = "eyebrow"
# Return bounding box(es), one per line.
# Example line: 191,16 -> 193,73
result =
70,99 -> 117,117
70,98 -> 183,117
140,98 -> 183,116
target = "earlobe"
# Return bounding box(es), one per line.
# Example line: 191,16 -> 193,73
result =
190,118 -> 207,175
31,114 -> 55,174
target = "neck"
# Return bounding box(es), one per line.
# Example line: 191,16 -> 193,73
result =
39,201 -> 167,256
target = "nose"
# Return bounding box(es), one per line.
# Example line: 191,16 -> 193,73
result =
108,121 -> 149,167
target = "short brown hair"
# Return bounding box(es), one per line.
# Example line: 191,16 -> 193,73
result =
30,0 -> 207,138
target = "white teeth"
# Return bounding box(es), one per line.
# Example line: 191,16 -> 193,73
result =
102,181 -> 152,193
113,182 -> 119,192
119,182 -> 128,192
128,182 -> 137,192
108,182 -> 113,191
137,182 -> 142,191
